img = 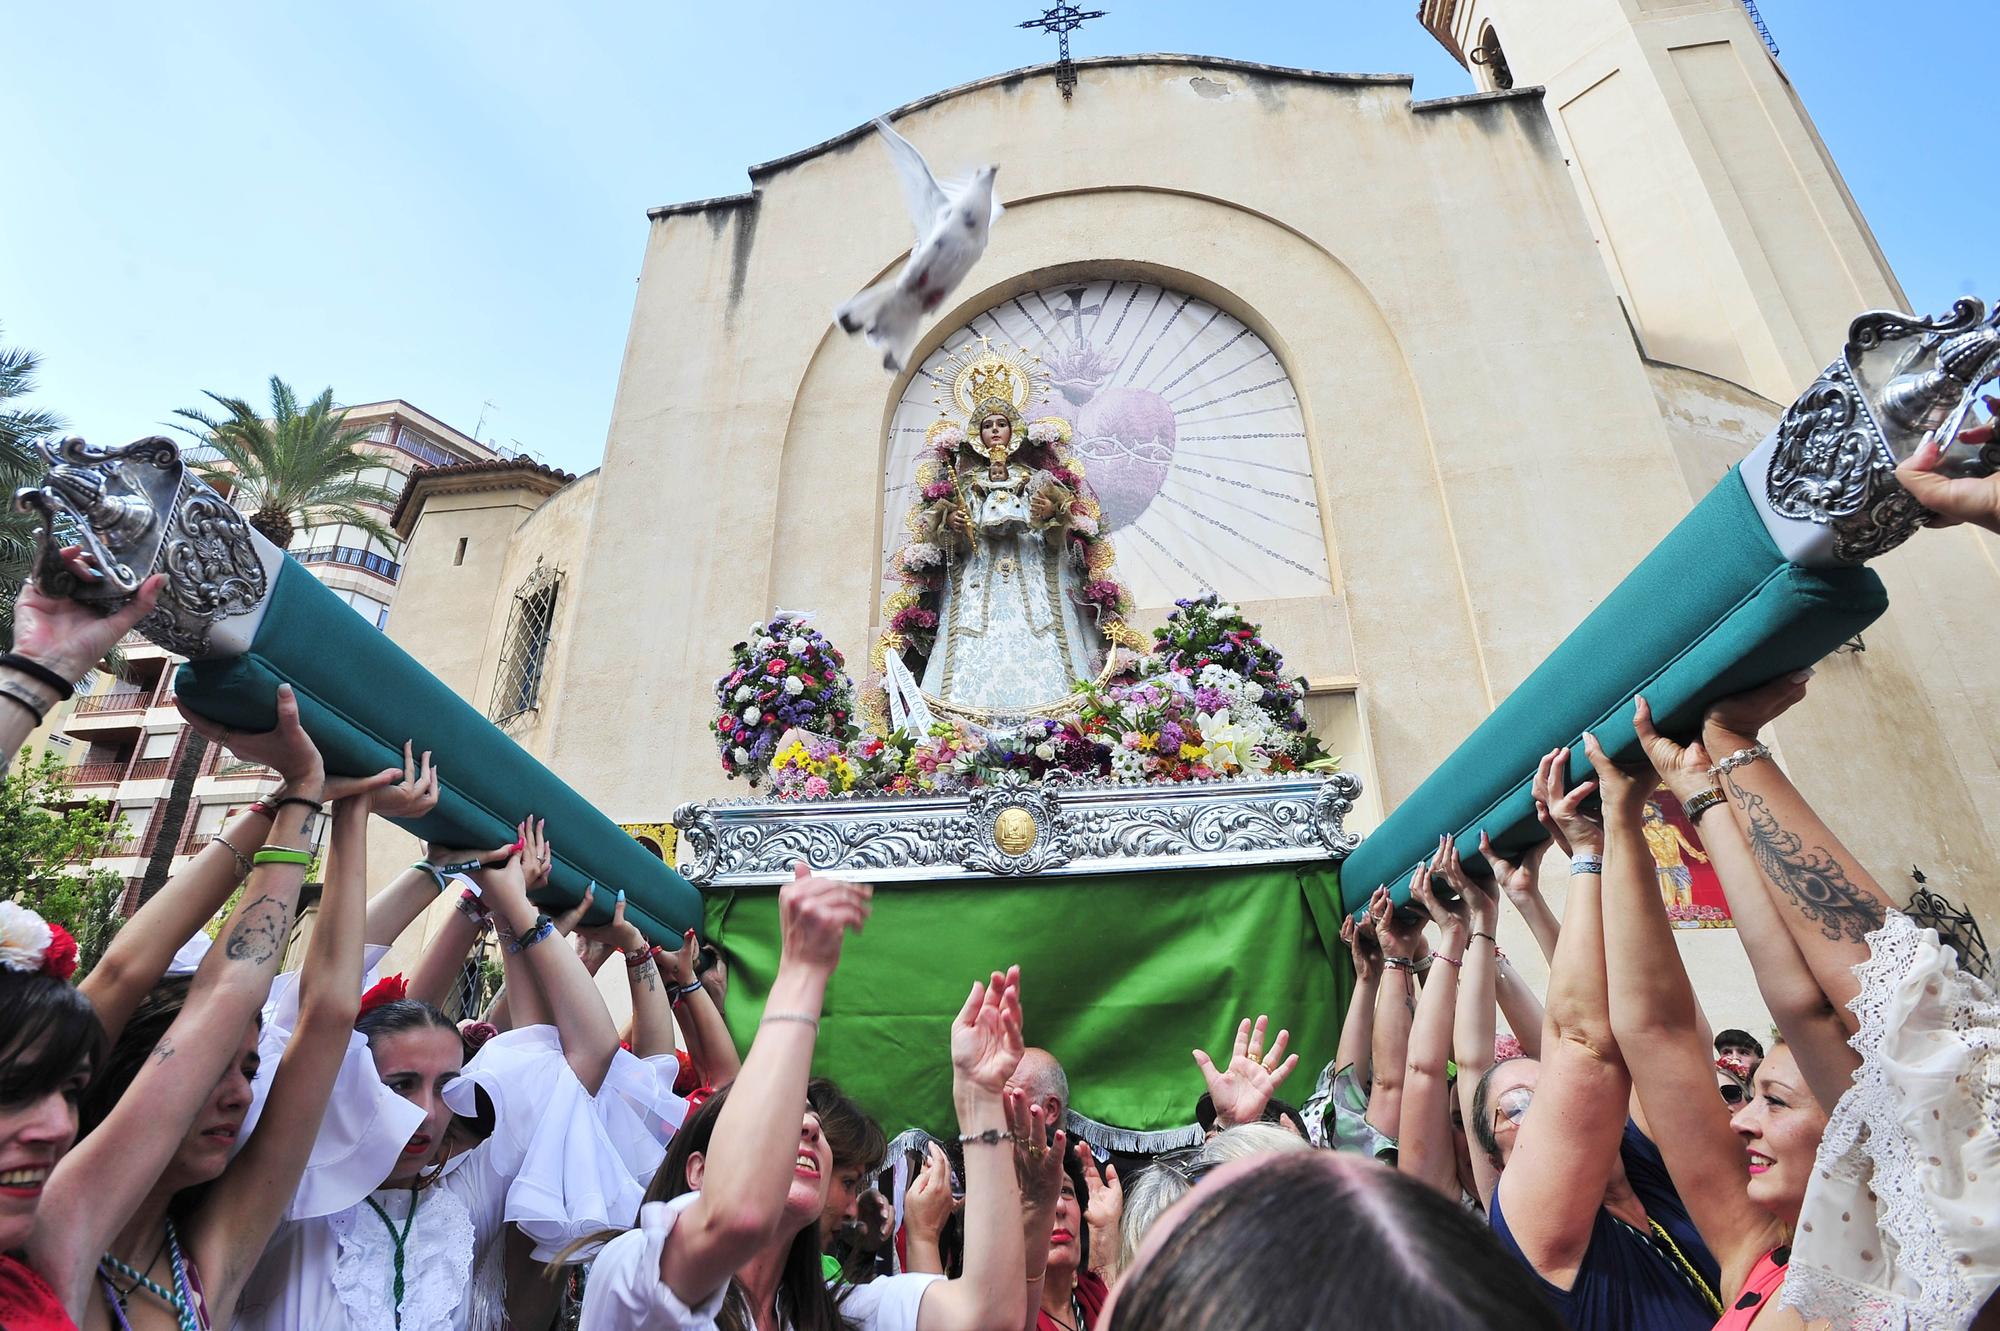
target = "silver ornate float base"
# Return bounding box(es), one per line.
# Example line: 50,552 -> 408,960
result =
671,771 -> 1361,888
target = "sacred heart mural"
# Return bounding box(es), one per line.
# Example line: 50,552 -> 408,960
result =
880,279 -> 1334,609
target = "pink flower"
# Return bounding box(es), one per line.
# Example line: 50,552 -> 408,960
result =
802,776 -> 831,799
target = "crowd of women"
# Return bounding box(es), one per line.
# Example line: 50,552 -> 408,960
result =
0,429 -> 1993,1330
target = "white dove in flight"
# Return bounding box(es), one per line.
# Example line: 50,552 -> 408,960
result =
834,117 -> 1003,374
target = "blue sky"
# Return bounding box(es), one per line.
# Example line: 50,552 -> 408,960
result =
7,1 -> 1994,475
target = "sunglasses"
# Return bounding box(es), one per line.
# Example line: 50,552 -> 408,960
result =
1719,1084 -> 1746,1105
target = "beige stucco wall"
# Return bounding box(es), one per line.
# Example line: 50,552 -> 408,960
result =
380,54 -> 1996,1041
1434,0 -> 1905,402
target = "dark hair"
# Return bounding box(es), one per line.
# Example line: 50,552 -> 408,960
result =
80,977 -> 263,1219
1714,1028 -> 1765,1058
1107,1151 -> 1564,1331
0,969 -> 104,1110
355,997 -> 457,1045
807,1077 -> 885,1174
1470,1063 -> 1507,1171
650,1084 -> 846,1331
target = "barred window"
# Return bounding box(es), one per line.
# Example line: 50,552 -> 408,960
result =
490,563 -> 561,724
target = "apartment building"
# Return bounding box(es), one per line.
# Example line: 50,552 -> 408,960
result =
41,401 -> 500,910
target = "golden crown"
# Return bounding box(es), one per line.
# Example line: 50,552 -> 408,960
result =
934,336 -> 1048,426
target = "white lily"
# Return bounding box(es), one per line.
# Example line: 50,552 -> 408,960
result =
1198,709 -> 1269,775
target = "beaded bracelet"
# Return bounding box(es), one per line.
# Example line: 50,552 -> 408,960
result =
1433,953 -> 1463,969
958,1128 -> 1015,1147
216,837 -> 253,879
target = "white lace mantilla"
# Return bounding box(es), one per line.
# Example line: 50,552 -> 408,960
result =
1784,910 -> 2000,1331
329,1187 -> 477,1331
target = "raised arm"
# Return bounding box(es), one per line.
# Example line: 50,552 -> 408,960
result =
81,800 -> 276,1044
34,684 -> 322,1318
1497,747 -> 1634,1286
1400,842 -> 1471,1200
1364,883 -> 1424,1141
1479,831 -> 1550,1062
1588,727 -> 1780,1288
658,865 -> 870,1304
466,835 -> 621,1093
187,786 -> 377,1310
1334,915 -> 1381,1085
1633,699 -> 1857,1110
1192,1013 -> 1298,1134
911,967 -> 1026,1331
657,929 -> 740,1084
1463,832 -> 1529,1205
1702,675 -> 1892,1023
1,560 -> 160,771
407,895 -> 487,1009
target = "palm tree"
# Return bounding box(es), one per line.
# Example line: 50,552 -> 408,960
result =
171,376 -> 401,550
1,327 -> 68,647
140,378 -> 400,908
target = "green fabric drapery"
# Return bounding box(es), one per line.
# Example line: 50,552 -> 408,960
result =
704,862 -> 1353,1142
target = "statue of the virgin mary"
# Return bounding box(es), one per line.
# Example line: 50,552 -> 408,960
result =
877,340 -> 1139,728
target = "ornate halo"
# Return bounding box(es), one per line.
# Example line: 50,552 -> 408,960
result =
933,337 -> 1049,426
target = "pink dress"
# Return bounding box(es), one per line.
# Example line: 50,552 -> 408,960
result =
1712,1246 -> 1788,1331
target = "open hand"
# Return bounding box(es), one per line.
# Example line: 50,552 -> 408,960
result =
10,552 -> 163,682
1477,831 -> 1545,928
336,740 -> 438,818
1703,671 -> 1811,751
1532,747 -> 1602,857
178,682 -> 325,793
1075,1141 -> 1122,1268
1631,696 -> 1717,805
904,1142 -> 959,1242
1417,836 -> 1475,944
519,817 -> 552,890
1894,407 -> 2000,534
1369,883 -> 1425,961
552,881 -> 595,936
951,966 -> 1024,1095
1192,1014 -> 1297,1130
1006,1085 -> 1066,1219
1340,915 -> 1383,985
1581,731 -> 1653,813
578,889 -> 648,958
656,927 -> 700,986
778,862 -> 873,975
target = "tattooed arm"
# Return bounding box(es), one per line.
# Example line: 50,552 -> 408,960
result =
34,685 -> 326,1320
1704,675 -> 1890,1027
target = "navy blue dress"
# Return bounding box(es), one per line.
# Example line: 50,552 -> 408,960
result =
1490,1122 -> 1723,1331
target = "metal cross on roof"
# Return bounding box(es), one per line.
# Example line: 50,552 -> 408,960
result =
1019,3 -> 1108,99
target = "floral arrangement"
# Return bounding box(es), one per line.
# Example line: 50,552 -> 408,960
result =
0,901 -> 79,981
713,614 -> 860,785
1148,595 -> 1317,742
1666,902 -> 1733,929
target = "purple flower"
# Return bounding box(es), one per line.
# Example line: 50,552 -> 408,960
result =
1158,721 -> 1186,752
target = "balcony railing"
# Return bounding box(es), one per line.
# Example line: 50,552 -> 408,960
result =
59,761 -> 128,786
124,757 -> 174,782
73,690 -> 148,716
296,544 -> 401,581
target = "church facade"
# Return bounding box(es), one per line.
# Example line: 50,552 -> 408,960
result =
376,0 -> 2000,1023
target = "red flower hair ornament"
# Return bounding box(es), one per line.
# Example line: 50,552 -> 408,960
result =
0,903 -> 79,982
359,973 -> 410,1015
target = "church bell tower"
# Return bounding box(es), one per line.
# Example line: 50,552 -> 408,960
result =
1418,0 -> 1908,402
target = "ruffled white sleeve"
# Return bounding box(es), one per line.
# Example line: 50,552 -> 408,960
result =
443,1024 -> 663,1260
1784,910 -> 2000,1331
240,943 -> 423,1221
576,1193 -> 729,1331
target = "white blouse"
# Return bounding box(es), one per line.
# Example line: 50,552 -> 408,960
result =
1784,910 -> 2000,1331
237,1025 -> 654,1331
579,1192 -> 940,1331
